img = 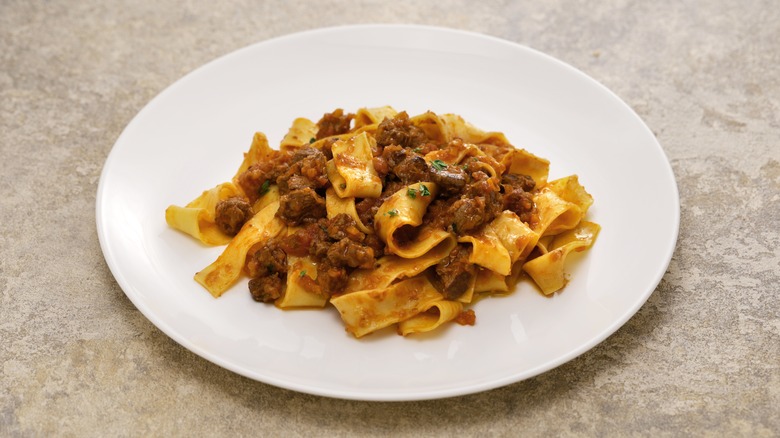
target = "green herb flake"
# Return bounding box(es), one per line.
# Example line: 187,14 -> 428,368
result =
387,209 -> 399,217
431,159 -> 448,171
309,137 -> 316,144
412,147 -> 423,153
299,270 -> 307,278
419,184 -> 431,197
406,187 -> 417,199
339,183 -> 347,189
259,180 -> 270,195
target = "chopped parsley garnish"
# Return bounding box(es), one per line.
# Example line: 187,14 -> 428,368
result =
299,270 -> 307,278
339,183 -> 347,189
309,137 -> 316,144
259,180 -> 270,195
419,184 -> 431,197
412,147 -> 423,153
406,187 -> 417,199
387,209 -> 399,217
431,159 -> 448,171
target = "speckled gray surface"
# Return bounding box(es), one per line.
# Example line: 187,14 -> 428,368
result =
2,0 -> 778,436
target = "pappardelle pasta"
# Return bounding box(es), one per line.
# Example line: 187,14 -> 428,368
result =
166,107 -> 599,338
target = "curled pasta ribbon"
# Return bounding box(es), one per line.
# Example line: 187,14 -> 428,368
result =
523,221 -> 601,295
276,255 -> 327,308
165,132 -> 275,245
165,182 -> 244,246
501,148 -> 551,188
324,187 -> 373,234
330,276 -> 444,338
533,175 -> 593,237
279,118 -> 318,153
438,113 -> 511,146
327,132 -> 382,198
397,300 -> 464,336
354,106 -> 398,130
374,183 -> 452,259
194,200 -> 285,297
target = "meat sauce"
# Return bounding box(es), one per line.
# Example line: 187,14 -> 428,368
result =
216,109 -> 537,306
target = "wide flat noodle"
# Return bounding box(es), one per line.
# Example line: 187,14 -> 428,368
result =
279,118 -> 318,153
194,201 -> 284,297
354,106 -> 398,129
345,236 -> 456,292
533,185 -> 587,237
330,276 -> 443,338
165,132 -> 275,245
397,300 -> 464,336
325,187 -> 372,234
328,132 -> 382,198
410,111 -> 448,144
501,148 -> 551,188
374,182 -> 450,258
165,182 -> 244,245
473,268 -> 509,293
438,113 -> 511,146
523,221 -> 600,294
488,211 -> 539,262
276,255 -> 327,308
458,228 -> 512,276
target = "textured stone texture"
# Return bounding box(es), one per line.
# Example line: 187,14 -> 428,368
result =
1,0 -> 778,436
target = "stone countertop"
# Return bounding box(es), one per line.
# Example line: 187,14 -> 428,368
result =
2,1 -> 778,436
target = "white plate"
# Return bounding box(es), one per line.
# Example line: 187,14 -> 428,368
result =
96,25 -> 679,401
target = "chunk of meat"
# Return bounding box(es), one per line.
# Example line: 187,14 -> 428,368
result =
501,173 -> 536,192
214,197 -> 252,236
316,109 -> 353,139
248,274 -> 284,303
237,152 -> 290,203
276,146 -> 328,194
375,112 -> 427,149
434,245 -> 476,300
326,214 -> 365,242
245,238 -> 287,278
448,197 -> 487,234
503,189 -> 534,223
431,166 -> 467,196
276,188 -> 327,226
316,260 -> 348,297
394,155 -> 430,184
327,238 -> 375,269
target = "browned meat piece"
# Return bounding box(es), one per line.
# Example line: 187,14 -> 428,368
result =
448,197 -> 487,234
316,260 -> 348,297
501,173 -> 536,192
363,233 -> 385,259
236,151 -> 291,203
381,145 -> 408,170
276,146 -> 328,194
245,238 -> 287,278
454,309 -> 476,326
394,155 -> 430,184
503,189 -> 534,223
327,238 -> 375,269
434,245 -> 476,300
276,188 -> 327,226
214,197 -> 252,236
423,198 -> 454,231
326,214 -> 365,242
248,274 -> 284,303
375,112 -> 427,149
281,223 -> 319,257
316,109 -> 353,139
308,219 -> 332,260
431,166 -> 467,196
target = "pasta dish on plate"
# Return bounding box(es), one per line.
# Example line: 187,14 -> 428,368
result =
165,107 -> 599,338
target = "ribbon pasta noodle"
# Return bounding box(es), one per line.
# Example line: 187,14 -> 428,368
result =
166,107 -> 599,338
